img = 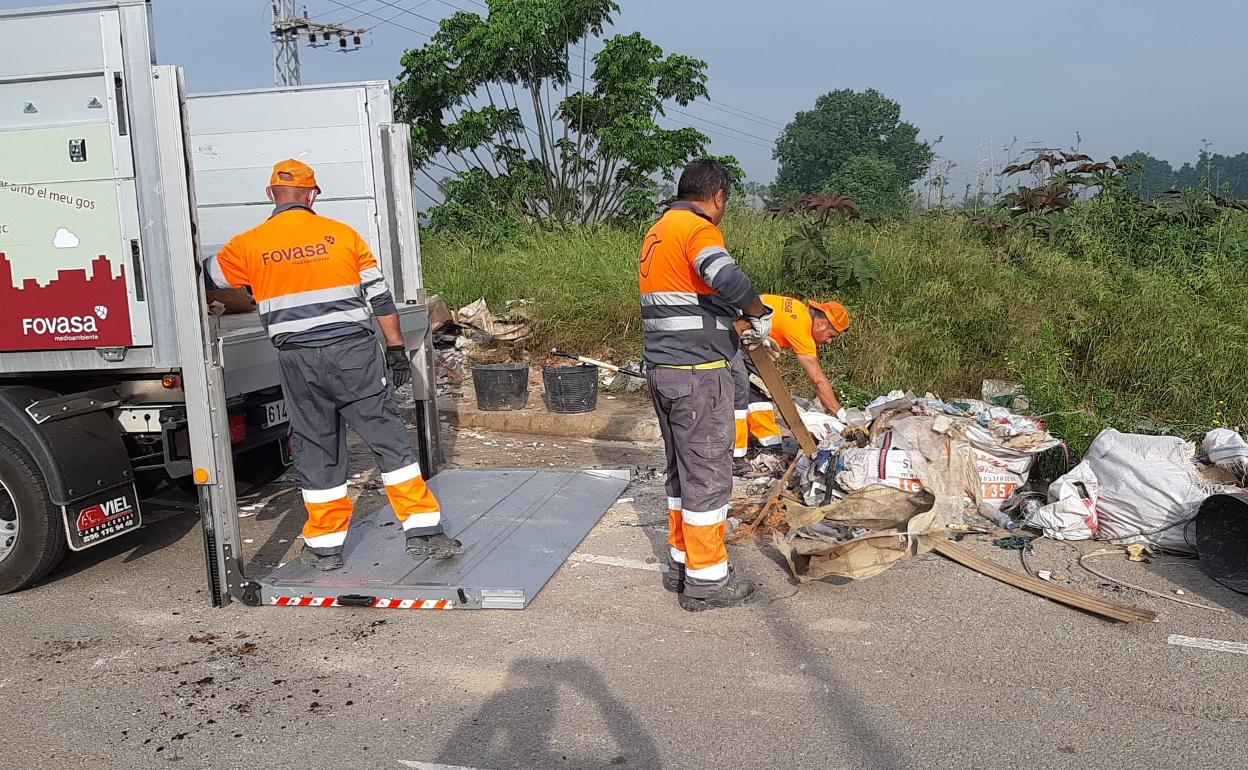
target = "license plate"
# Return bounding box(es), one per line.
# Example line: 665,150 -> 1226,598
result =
261,398 -> 288,428
62,483 -> 141,551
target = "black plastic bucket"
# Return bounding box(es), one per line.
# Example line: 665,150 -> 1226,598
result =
1196,492 -> 1248,594
542,364 -> 599,414
471,363 -> 530,411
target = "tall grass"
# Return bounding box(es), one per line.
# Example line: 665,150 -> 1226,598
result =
424,210 -> 1248,460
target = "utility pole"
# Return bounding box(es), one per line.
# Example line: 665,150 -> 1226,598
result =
270,2 -> 369,87
272,1 -> 301,87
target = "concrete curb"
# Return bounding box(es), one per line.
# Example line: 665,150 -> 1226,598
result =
435,398 -> 661,444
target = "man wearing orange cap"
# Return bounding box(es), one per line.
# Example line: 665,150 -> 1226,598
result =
731,294 -> 851,466
203,159 -> 462,570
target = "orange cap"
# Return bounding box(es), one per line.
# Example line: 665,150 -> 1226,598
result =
269,159 -> 320,192
808,299 -> 851,332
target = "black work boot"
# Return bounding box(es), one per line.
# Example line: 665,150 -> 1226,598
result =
662,561 -> 686,593
405,532 -> 464,560
300,545 -> 344,571
679,572 -> 757,612
732,456 -> 753,477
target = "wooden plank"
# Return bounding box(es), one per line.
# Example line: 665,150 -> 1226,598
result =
733,320 -> 817,456
933,541 -> 1157,623
750,454 -> 802,526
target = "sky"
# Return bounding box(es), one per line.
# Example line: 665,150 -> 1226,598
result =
5,0 -> 1247,198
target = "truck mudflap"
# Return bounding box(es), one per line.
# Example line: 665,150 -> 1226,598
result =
61,481 -> 141,551
0,384 -> 133,506
257,468 -> 629,610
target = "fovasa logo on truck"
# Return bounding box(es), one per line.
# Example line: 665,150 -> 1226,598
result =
21,312 -> 101,335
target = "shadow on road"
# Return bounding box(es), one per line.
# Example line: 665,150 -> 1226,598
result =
435,656 -> 663,769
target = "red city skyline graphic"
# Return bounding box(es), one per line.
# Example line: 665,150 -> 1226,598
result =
0,252 -> 134,352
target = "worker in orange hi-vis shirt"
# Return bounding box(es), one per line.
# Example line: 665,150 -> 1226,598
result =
640,159 -> 773,612
202,159 -> 462,571
730,294 -> 850,470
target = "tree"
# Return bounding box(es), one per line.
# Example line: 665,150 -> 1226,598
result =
1121,151 -> 1175,198
771,88 -> 933,203
393,0 -> 737,232
742,180 -> 769,210
824,155 -> 912,219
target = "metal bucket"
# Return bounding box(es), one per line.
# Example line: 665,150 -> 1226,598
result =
471,363 -> 530,411
542,364 -> 599,414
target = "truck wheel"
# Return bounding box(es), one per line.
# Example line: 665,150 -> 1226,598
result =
0,432 -> 68,594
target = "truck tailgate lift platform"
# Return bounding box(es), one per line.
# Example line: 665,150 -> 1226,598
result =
260,468 -> 629,610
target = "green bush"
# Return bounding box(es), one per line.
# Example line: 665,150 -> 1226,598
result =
424,208 -> 1248,463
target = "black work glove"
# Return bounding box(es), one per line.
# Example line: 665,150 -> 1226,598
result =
385,345 -> 412,389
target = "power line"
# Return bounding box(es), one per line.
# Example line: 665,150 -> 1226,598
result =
320,0 -> 778,153
664,105 -> 776,145
703,98 -> 785,131
334,0 -> 788,136
659,118 -> 773,151
318,0 -> 438,28
320,0 -> 432,37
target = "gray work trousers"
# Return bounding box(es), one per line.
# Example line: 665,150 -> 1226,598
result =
646,365 -> 734,596
276,333 -> 443,553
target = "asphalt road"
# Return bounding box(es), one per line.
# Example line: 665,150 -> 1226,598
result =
2,424 -> 1246,770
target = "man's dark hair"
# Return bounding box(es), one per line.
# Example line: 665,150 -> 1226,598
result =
677,159 -> 732,202
809,306 -> 827,322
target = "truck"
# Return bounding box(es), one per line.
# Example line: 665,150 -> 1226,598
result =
0,0 -> 626,607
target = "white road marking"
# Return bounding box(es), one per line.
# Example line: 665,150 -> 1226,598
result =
398,761 -> 492,770
1166,634 -> 1248,655
568,552 -> 662,572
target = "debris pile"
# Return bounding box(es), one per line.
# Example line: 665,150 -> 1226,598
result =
741,381 -> 1247,608
1025,428 -> 1241,552
430,295 -> 534,398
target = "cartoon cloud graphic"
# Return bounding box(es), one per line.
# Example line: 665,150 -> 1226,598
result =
53,227 -> 80,249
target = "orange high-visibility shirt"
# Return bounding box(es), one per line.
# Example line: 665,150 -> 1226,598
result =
639,202 -> 759,366
760,293 -> 817,357
204,205 -> 395,345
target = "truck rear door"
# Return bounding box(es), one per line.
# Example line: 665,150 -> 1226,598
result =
0,3 -> 152,354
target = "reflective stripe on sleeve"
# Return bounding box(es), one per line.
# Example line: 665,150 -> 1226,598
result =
204,254 -> 234,289
670,547 -> 686,564
667,497 -> 682,511
748,402 -> 775,413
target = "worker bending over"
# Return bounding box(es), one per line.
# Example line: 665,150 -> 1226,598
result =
203,159 -> 462,570
640,159 -> 772,611
731,294 -> 850,463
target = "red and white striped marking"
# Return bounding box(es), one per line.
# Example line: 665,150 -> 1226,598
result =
270,595 -> 454,609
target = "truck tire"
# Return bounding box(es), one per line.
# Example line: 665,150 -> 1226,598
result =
0,432 -> 68,594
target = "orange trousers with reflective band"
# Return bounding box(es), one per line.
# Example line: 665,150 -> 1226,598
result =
648,366 -> 733,597
279,334 -> 444,556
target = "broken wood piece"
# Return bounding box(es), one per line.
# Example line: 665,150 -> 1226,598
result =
932,541 -> 1157,623
751,455 -> 801,527
733,319 -> 817,455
